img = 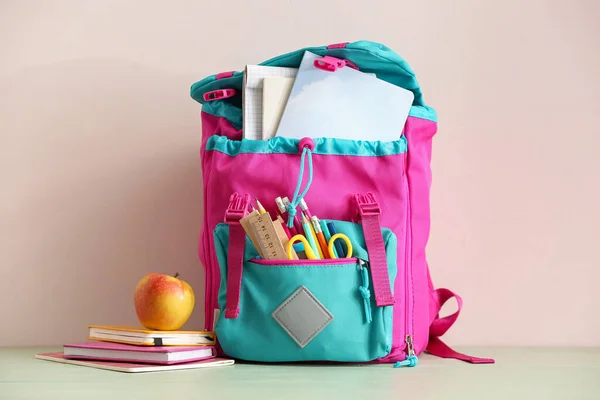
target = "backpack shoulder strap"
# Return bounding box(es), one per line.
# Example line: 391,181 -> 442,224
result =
427,287 -> 495,363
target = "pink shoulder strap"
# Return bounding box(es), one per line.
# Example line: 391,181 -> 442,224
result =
223,193 -> 250,319
427,288 -> 495,364
355,193 -> 395,306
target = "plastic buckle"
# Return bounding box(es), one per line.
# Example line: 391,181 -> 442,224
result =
314,56 -> 346,72
224,192 -> 250,224
355,192 -> 381,216
203,88 -> 236,102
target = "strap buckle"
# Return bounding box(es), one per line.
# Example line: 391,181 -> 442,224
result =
355,192 -> 381,216
224,192 -> 250,224
314,56 -> 347,72
203,88 -> 236,101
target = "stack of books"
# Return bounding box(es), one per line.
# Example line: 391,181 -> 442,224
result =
35,325 -> 234,373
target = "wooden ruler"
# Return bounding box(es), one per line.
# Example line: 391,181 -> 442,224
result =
248,213 -> 288,260
240,210 -> 264,258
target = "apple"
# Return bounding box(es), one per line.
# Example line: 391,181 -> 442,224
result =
134,272 -> 195,331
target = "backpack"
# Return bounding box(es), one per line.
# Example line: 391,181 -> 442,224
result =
189,40 -> 494,367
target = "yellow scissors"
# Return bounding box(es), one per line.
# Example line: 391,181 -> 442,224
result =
286,233 -> 353,260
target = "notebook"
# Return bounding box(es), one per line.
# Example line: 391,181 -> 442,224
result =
274,51 -> 415,142
87,325 -> 215,346
262,76 -> 295,140
242,65 -> 297,140
36,352 -> 234,373
63,341 -> 216,365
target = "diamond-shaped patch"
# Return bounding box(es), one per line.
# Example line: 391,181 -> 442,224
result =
271,285 -> 334,348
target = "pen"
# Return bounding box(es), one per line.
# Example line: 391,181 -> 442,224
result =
326,221 -> 345,258
311,216 -> 331,259
302,215 -> 321,259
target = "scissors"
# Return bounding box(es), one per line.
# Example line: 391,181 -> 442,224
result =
286,233 -> 353,260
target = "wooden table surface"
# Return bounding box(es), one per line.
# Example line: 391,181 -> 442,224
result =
1,347 -> 599,399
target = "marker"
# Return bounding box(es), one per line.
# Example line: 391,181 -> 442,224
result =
311,216 -> 330,259
255,198 -> 267,214
326,221 -> 345,258
299,199 -> 312,219
302,215 -> 321,259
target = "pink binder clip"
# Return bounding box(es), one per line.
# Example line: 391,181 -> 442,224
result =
314,56 -> 347,72
203,88 -> 236,101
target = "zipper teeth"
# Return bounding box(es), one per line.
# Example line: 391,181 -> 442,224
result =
250,257 -> 359,266
404,167 -> 414,349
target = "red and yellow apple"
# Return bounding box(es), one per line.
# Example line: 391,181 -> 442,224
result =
134,272 -> 195,330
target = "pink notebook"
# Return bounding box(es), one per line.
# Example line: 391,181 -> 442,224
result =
62,341 -> 216,365
36,352 -> 234,373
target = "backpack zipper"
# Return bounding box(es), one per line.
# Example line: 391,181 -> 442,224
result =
403,160 -> 416,365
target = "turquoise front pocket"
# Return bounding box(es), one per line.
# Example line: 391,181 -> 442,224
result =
212,221 -> 397,363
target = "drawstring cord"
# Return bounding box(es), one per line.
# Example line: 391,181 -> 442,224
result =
359,264 -> 372,324
287,147 -> 313,228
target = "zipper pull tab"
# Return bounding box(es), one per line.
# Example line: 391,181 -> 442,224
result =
393,335 -> 418,368
358,259 -> 372,324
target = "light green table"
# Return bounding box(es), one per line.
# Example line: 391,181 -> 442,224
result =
1,347 -> 599,399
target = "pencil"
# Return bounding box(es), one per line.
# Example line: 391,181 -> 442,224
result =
277,215 -> 292,239
255,198 -> 267,214
305,213 -> 324,259
320,220 -> 339,258
311,216 -> 330,259
302,215 -> 321,259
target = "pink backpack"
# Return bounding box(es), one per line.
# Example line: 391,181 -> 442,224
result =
190,41 -> 494,367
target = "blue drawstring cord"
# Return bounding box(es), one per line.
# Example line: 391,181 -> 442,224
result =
394,355 -> 418,368
358,265 -> 372,324
287,147 -> 313,228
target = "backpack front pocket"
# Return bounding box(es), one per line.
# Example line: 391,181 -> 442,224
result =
212,221 -> 398,363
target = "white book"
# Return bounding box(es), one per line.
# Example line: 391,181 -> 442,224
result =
242,65 -> 297,140
275,51 -> 414,142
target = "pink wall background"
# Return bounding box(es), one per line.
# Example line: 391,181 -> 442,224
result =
1,1 -> 599,347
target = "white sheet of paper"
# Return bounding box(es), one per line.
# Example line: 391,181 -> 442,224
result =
275,51 -> 414,142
